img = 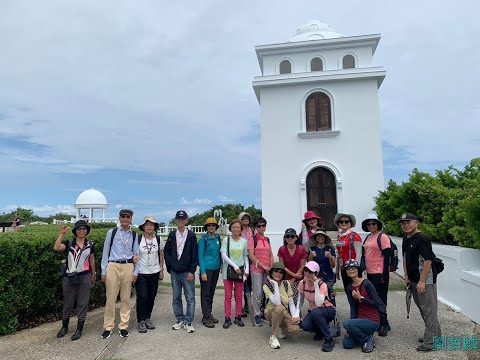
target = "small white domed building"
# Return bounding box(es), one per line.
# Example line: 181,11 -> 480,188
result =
74,188 -> 109,222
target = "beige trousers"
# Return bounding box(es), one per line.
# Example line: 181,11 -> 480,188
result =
104,262 -> 134,331
265,305 -> 300,336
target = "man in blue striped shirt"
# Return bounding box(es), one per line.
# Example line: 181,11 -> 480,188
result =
101,209 -> 139,339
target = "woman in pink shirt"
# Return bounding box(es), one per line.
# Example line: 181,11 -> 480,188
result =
248,216 -> 274,327
298,261 -> 336,352
298,211 -> 323,250
277,228 -> 307,306
361,214 -> 392,337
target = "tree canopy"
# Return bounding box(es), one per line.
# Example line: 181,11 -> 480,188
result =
375,158 -> 480,249
169,204 -> 262,226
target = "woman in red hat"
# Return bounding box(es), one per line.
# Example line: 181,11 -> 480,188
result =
299,211 -> 324,250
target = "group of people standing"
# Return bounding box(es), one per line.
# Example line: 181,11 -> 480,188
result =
53,208 -> 441,353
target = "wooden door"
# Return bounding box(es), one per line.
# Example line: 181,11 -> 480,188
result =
306,167 -> 338,230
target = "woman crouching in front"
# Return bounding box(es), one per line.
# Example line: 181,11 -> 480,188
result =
298,261 -> 336,352
343,259 -> 386,353
263,262 -> 300,349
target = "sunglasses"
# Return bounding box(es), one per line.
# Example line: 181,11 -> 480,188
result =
366,222 -> 377,227
120,215 -> 131,219
346,266 -> 357,271
339,220 -> 350,224
304,268 -> 315,274
285,235 -> 296,239
77,227 -> 88,231
272,269 -> 284,274
206,224 -> 217,227
307,218 -> 317,222
256,224 -> 266,228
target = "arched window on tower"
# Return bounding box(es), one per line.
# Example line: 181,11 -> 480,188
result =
306,92 -> 331,131
279,60 -> 292,74
310,57 -> 323,71
342,54 -> 355,69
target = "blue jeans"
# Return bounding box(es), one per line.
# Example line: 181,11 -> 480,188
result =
300,306 -> 335,340
343,319 -> 378,348
171,271 -> 196,324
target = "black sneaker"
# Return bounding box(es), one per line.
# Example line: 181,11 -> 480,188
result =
314,333 -> 324,341
234,317 -> 245,327
119,329 -> 129,338
210,316 -> 219,324
416,344 -> 433,352
223,317 -> 232,329
362,337 -> 375,353
378,325 -> 388,337
241,308 -> 248,318
254,315 -> 263,327
202,317 -> 215,328
101,330 -> 112,339
322,338 -> 335,352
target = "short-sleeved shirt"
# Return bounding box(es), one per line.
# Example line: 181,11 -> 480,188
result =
308,245 -> 336,282
221,236 -> 248,280
248,235 -> 272,273
352,281 -> 380,324
364,233 -> 391,274
63,239 -> 95,275
263,280 -> 292,311
298,280 -> 334,310
277,245 -> 307,280
336,231 -> 362,265
402,232 -> 435,284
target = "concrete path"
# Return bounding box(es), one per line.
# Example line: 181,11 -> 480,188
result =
0,278 -> 478,360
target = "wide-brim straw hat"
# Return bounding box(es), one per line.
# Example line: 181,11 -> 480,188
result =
312,229 -> 332,244
139,216 -> 159,232
361,214 -> 383,232
334,213 -> 356,228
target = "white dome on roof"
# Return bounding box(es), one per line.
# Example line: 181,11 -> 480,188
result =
288,20 -> 344,42
75,188 -> 108,207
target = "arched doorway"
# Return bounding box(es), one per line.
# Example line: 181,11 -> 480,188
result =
306,167 -> 338,230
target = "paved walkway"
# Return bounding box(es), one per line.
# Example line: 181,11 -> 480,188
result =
0,276 -> 478,360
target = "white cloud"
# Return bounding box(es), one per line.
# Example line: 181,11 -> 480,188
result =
180,197 -> 213,205
218,195 -> 234,203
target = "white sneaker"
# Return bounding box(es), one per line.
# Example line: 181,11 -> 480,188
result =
172,320 -> 184,330
269,335 -> 281,349
185,323 -> 195,333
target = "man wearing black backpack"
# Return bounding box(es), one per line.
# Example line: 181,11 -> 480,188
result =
400,213 -> 441,352
100,209 -> 139,339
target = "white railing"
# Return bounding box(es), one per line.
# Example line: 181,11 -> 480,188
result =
157,225 -> 217,235
52,217 -> 117,224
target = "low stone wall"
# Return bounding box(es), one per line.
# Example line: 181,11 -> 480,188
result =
392,236 -> 480,324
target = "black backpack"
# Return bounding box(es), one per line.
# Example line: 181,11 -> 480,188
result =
137,233 -> 162,257
362,232 -> 399,272
109,227 -> 137,257
432,257 -> 444,274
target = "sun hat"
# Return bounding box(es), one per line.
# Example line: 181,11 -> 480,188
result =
302,210 -> 321,224
204,217 -> 219,231
334,213 -> 356,228
72,220 -> 91,236
399,213 -> 417,222
238,212 -> 251,222
175,210 -> 188,219
361,214 -> 383,232
139,216 -> 159,231
269,262 -> 286,280
312,229 -> 332,244
304,261 -> 320,273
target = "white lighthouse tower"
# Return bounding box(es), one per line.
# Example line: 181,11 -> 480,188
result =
252,21 -> 386,249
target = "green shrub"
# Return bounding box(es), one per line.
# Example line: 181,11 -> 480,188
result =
0,227 -> 110,334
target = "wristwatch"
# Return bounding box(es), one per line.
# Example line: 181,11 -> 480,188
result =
360,296 -> 365,303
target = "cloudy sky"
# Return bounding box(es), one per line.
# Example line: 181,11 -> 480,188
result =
0,0 -> 478,222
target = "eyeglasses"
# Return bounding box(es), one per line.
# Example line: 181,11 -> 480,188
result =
272,269 -> 284,274
346,267 -> 357,271
120,215 -> 131,219
339,220 -> 350,224
256,224 -> 266,228
366,222 -> 377,227
77,227 -> 88,231
285,235 -> 296,239
206,224 -> 216,227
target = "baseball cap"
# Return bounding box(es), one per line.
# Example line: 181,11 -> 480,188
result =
399,213 -> 417,222
175,210 -> 188,219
